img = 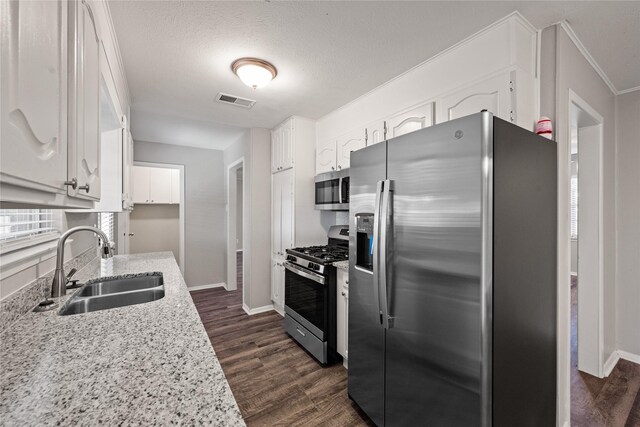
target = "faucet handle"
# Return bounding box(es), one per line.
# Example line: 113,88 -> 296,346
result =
65,268 -> 78,281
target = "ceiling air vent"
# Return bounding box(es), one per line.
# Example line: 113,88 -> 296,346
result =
215,92 -> 256,109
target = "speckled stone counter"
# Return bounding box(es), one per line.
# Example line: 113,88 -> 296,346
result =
333,260 -> 349,271
0,252 -> 246,426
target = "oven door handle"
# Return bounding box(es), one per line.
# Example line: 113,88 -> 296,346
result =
284,262 -> 326,285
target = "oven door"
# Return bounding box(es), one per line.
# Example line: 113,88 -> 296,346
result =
284,262 -> 328,340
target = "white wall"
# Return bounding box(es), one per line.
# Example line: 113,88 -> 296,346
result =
540,23 -> 618,426
134,140 -> 225,287
129,204 -> 180,261
615,90 -> 640,358
224,129 -> 272,311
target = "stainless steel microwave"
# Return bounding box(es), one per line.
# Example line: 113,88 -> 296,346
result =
314,169 -> 349,211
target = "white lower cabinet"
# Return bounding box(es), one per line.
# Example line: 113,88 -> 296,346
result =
271,256 -> 285,314
336,268 -> 349,365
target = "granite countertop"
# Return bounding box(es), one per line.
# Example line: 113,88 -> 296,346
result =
333,260 -> 349,271
0,252 -> 245,426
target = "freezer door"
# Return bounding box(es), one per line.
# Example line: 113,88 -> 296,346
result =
384,113 -> 491,426
348,141 -> 387,426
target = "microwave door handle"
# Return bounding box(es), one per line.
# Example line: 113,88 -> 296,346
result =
338,177 -> 343,205
372,180 -> 383,325
379,180 -> 393,329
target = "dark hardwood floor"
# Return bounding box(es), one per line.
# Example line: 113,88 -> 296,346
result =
571,275 -> 640,426
193,261 -> 640,426
191,252 -> 372,426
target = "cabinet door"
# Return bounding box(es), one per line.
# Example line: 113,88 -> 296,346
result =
280,120 -> 294,171
271,257 -> 285,310
316,139 -> 337,174
336,269 -> 348,359
280,169 -> 294,252
271,172 -> 282,255
122,128 -> 133,209
132,166 -> 150,203
439,72 -> 512,123
366,121 -> 385,146
68,0 -> 101,200
149,168 -> 172,203
0,0 -> 68,195
386,101 -> 435,140
271,129 -> 281,173
170,169 -> 180,204
337,128 -> 366,170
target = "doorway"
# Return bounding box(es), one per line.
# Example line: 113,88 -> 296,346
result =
226,159 -> 245,304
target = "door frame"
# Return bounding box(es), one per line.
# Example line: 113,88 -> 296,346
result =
132,161 -> 185,274
226,158 -> 245,298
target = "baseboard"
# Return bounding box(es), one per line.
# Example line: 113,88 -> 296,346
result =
603,351 -> 621,377
188,282 -> 226,292
242,303 -> 274,315
618,350 -> 640,365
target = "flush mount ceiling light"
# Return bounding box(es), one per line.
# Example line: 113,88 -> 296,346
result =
231,58 -> 277,89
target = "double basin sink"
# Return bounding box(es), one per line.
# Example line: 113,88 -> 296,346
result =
59,274 -> 165,316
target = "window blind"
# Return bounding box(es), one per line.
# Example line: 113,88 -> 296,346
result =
98,212 -> 115,243
0,209 -> 55,241
570,176 -> 578,239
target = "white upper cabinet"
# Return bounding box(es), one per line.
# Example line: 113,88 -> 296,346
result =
0,0 -> 69,197
148,167 -> 172,204
316,138 -> 337,174
132,166 -> 150,204
366,121 -> 385,146
386,101 -> 435,140
170,169 -> 180,204
336,128 -> 366,170
67,0 -> 101,200
272,118 -> 294,173
438,71 -> 513,124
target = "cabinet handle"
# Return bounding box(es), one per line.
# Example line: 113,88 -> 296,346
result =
331,166 -> 335,170
78,183 -> 90,193
338,165 -> 342,170
151,200 -> 154,202
64,178 -> 78,190
341,291 -> 346,296
128,233 -> 135,236
346,280 -> 349,285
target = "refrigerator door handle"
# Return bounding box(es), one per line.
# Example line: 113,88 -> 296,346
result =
380,179 -> 393,329
372,180 -> 384,325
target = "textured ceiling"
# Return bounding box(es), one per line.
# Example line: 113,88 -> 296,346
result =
109,1 -> 640,148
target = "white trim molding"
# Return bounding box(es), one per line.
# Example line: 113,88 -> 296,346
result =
558,21 -> 617,95
242,303 -> 274,316
187,282 -> 226,292
617,85 -> 640,95
618,350 -> 640,365
603,351 -> 621,377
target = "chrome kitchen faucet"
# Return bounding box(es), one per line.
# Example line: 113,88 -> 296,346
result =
50,226 -> 113,298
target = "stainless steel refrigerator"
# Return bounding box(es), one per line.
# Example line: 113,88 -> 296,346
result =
348,111 -> 557,427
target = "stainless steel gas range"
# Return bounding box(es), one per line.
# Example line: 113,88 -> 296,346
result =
283,225 -> 349,364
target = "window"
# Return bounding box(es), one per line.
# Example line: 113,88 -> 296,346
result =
0,209 -> 56,242
98,212 -> 115,243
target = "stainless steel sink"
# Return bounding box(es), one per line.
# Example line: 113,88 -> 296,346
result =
77,276 -> 163,297
59,274 -> 164,316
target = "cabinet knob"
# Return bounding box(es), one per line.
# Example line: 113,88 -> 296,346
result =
78,183 -> 90,193
331,166 -> 335,170
337,165 -> 342,170
341,291 -> 346,296
346,280 -> 349,285
64,178 -> 78,190
151,200 -> 154,202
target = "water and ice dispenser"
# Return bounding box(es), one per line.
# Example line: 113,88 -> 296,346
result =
355,214 -> 374,271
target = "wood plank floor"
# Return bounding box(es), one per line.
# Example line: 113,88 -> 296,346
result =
192,264 -> 640,426
191,253 -> 373,426
570,276 -> 640,426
